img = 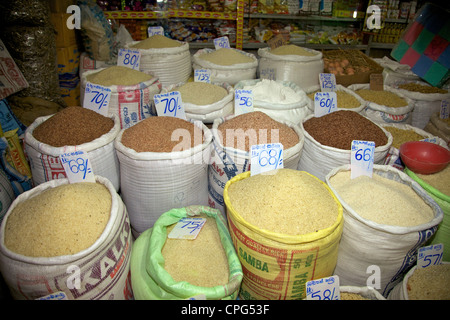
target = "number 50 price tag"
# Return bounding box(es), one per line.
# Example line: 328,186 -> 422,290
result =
351,140 -> 375,179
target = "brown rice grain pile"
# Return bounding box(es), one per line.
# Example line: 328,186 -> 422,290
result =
86,66 -> 153,87
270,44 -> 317,56
32,106 -> 114,147
130,34 -> 182,49
407,264 -> 450,300
171,82 -> 228,105
162,215 -> 229,287
217,111 -> 299,151
340,292 -> 370,300
329,170 -> 434,227
416,165 -> 450,196
383,126 -> 425,149
355,89 -> 408,108
121,116 -> 204,152
307,90 -> 361,109
4,182 -> 111,257
227,168 -> 339,235
199,48 -> 254,66
303,110 -> 388,149
398,83 -> 447,94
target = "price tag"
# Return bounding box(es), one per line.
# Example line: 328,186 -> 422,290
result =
250,143 -> 283,176
314,91 -> 337,117
306,275 -> 340,300
319,73 -> 336,92
59,150 -> 95,183
351,140 -> 375,179
214,36 -> 230,49
267,34 -> 286,50
154,91 -> 186,120
370,73 -> 384,91
417,243 -> 444,268
117,48 -> 141,70
234,89 -> 254,115
167,217 -> 207,240
440,99 -> 449,119
148,26 -> 164,37
36,291 -> 68,300
83,82 -> 111,117
194,69 -> 211,83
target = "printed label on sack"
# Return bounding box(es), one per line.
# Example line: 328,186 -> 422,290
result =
319,73 -> 336,92
440,99 -> 449,119
83,82 -> 111,117
168,218 -> 206,240
36,291 -> 68,300
351,140 -> 375,179
417,243 -> 444,268
59,150 -> 95,183
194,69 -> 211,83
306,275 -> 340,300
234,89 -> 253,115
117,48 -> 141,70
154,91 -> 186,120
314,91 -> 337,117
148,26 -> 164,37
118,89 -> 143,129
250,143 -> 283,176
214,36 -> 230,49
260,68 -> 276,80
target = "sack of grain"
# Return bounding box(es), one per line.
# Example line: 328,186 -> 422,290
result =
349,84 -> 414,124
126,35 -> 191,87
192,48 -> 258,85
381,123 -> 448,170
162,82 -> 234,123
208,112 -> 304,213
114,117 -> 212,235
340,286 -> 386,300
405,167 -> 450,262
24,107 -> 121,191
258,45 -> 323,92
388,262 -> 450,300
374,57 -> 420,87
389,81 -> 450,129
80,66 -> 162,129
224,169 -> 344,300
298,111 -> 393,181
305,84 -> 366,114
0,168 -> 15,225
130,205 -> 243,300
424,112 -> 450,146
234,79 -> 310,125
326,164 -> 444,297
0,175 -> 133,300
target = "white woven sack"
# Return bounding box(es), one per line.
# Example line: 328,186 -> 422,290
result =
126,41 -> 191,87
24,113 -> 121,192
374,57 -> 420,87
114,121 -> 213,234
390,82 -> 450,129
257,47 -> 323,92
297,113 -> 393,181
81,68 -> 162,129
0,168 -> 15,224
326,164 -> 444,298
234,79 -> 311,125
340,286 -> 386,300
349,84 -> 414,124
207,116 -> 304,213
387,262 -> 449,300
0,175 -> 133,300
305,84 -> 366,114
192,48 -> 258,86
161,82 -> 234,123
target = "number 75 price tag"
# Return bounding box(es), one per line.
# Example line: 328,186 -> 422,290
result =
83,82 -> 111,117
168,217 -> 207,240
351,140 -> 375,179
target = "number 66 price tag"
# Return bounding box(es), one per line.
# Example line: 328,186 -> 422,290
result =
351,140 -> 375,179
250,143 -> 283,176
306,275 -> 340,300
59,150 -> 95,183
83,82 -> 111,117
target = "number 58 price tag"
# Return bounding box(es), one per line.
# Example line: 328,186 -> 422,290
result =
306,275 -> 340,300
83,82 -> 111,117
351,140 -> 375,179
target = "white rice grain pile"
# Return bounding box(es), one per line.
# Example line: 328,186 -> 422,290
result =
199,48 -> 254,66
172,82 -> 228,105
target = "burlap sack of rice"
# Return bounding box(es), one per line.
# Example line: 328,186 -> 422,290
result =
0,175 -> 133,300
24,106 -> 121,191
388,262 -> 450,300
208,111 -> 304,213
192,48 -> 258,85
162,81 -> 234,123
126,35 -> 191,87
81,66 -> 162,129
326,164 -> 444,297
234,79 -> 310,125
224,168 -> 344,300
257,45 -> 323,92
305,84 -> 366,114
114,116 -> 213,235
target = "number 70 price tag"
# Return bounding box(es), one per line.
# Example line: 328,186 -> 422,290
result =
83,82 -> 111,117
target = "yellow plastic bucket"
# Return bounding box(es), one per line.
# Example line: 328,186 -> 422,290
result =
223,170 -> 344,300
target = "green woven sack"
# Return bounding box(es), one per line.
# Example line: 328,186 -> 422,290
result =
130,205 -> 243,300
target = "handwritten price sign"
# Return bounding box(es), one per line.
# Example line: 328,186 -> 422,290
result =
306,275 -> 340,300
214,36 -> 230,49
154,91 -> 186,120
250,143 -> 283,176
234,89 -> 253,115
440,99 -> 449,120
59,150 -> 95,183
194,69 -> 211,83
83,82 -> 111,117
417,243 -> 444,268
168,217 -> 207,240
351,140 -> 375,179
148,26 -> 164,37
319,73 -> 336,92
314,91 -> 337,117
118,48 -> 141,70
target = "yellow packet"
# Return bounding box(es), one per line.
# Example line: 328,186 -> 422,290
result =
4,128 -> 32,178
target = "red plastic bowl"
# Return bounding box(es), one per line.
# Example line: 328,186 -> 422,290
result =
400,141 -> 450,174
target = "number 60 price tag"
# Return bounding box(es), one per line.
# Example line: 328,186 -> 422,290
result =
351,140 -> 375,179
83,82 -> 111,117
